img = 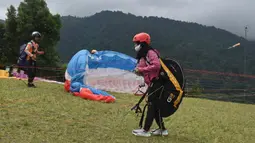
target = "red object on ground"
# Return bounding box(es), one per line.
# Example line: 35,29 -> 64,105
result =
64,80 -> 70,92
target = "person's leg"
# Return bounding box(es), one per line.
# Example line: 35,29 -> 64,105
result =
143,81 -> 164,130
143,102 -> 156,131
155,109 -> 166,130
132,102 -> 155,137
151,108 -> 168,136
132,81 -> 161,137
27,60 -> 33,83
151,93 -> 169,136
27,60 -> 36,87
132,82 -> 155,136
31,61 -> 36,81
30,60 -> 36,87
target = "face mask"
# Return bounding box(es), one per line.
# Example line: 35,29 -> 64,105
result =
135,44 -> 141,52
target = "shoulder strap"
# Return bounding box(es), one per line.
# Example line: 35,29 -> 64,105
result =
145,56 -> 151,65
29,41 -> 35,49
19,43 -> 27,56
28,41 -> 36,54
145,49 -> 160,65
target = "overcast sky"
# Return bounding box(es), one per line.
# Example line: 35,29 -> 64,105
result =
0,0 -> 254,40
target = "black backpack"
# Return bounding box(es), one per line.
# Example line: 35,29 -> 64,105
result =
17,42 -> 35,68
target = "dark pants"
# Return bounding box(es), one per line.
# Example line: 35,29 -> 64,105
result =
143,80 -> 166,131
26,60 -> 36,83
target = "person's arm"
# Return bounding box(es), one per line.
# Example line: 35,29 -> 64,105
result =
134,59 -> 144,76
36,45 -> 44,55
24,43 -> 34,58
37,50 -> 44,55
137,50 -> 161,72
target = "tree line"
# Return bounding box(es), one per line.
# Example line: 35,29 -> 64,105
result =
56,10 -> 255,90
0,0 -> 61,68
58,11 -> 255,75
1,3 -> 254,90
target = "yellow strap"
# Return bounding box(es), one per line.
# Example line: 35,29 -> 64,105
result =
159,59 -> 184,108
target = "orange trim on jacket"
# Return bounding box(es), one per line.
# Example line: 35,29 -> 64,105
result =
24,40 -> 39,61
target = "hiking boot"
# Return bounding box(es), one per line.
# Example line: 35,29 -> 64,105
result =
132,129 -> 151,137
151,128 -> 168,136
28,83 -> 36,88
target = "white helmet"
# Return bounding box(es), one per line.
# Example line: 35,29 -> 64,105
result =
32,31 -> 41,38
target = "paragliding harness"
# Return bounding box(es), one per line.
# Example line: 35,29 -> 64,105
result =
131,49 -> 186,131
17,42 -> 35,71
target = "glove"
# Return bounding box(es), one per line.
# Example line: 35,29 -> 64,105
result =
134,68 -> 142,76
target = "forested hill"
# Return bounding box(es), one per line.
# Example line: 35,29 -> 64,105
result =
1,11 -> 255,74
0,19 -> 4,23
58,11 -> 255,74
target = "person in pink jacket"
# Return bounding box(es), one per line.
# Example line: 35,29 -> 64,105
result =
132,32 -> 169,137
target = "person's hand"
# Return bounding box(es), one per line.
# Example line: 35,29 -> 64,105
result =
134,68 -> 142,76
37,51 -> 44,55
31,54 -> 36,60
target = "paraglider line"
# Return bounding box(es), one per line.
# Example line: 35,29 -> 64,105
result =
19,78 -> 27,86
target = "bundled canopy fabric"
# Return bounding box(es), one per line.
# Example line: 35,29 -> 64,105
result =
64,49 -> 147,103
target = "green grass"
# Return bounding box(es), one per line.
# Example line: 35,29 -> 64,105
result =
0,78 -> 255,143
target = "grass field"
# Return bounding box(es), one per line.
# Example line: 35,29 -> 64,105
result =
0,78 -> 255,143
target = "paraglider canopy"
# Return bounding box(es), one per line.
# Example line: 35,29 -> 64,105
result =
64,49 -> 147,103
228,43 -> 241,49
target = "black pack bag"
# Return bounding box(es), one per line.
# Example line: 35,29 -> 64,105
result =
156,57 -> 186,117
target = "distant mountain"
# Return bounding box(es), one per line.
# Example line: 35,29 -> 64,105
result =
0,19 -> 4,23
58,10 -> 255,75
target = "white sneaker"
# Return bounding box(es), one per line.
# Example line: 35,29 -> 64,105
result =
132,128 -> 151,137
151,129 -> 168,136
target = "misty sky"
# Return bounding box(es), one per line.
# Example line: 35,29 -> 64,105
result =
0,0 -> 254,40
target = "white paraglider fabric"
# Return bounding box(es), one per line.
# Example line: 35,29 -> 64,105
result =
86,68 -> 146,93
65,49 -> 147,95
